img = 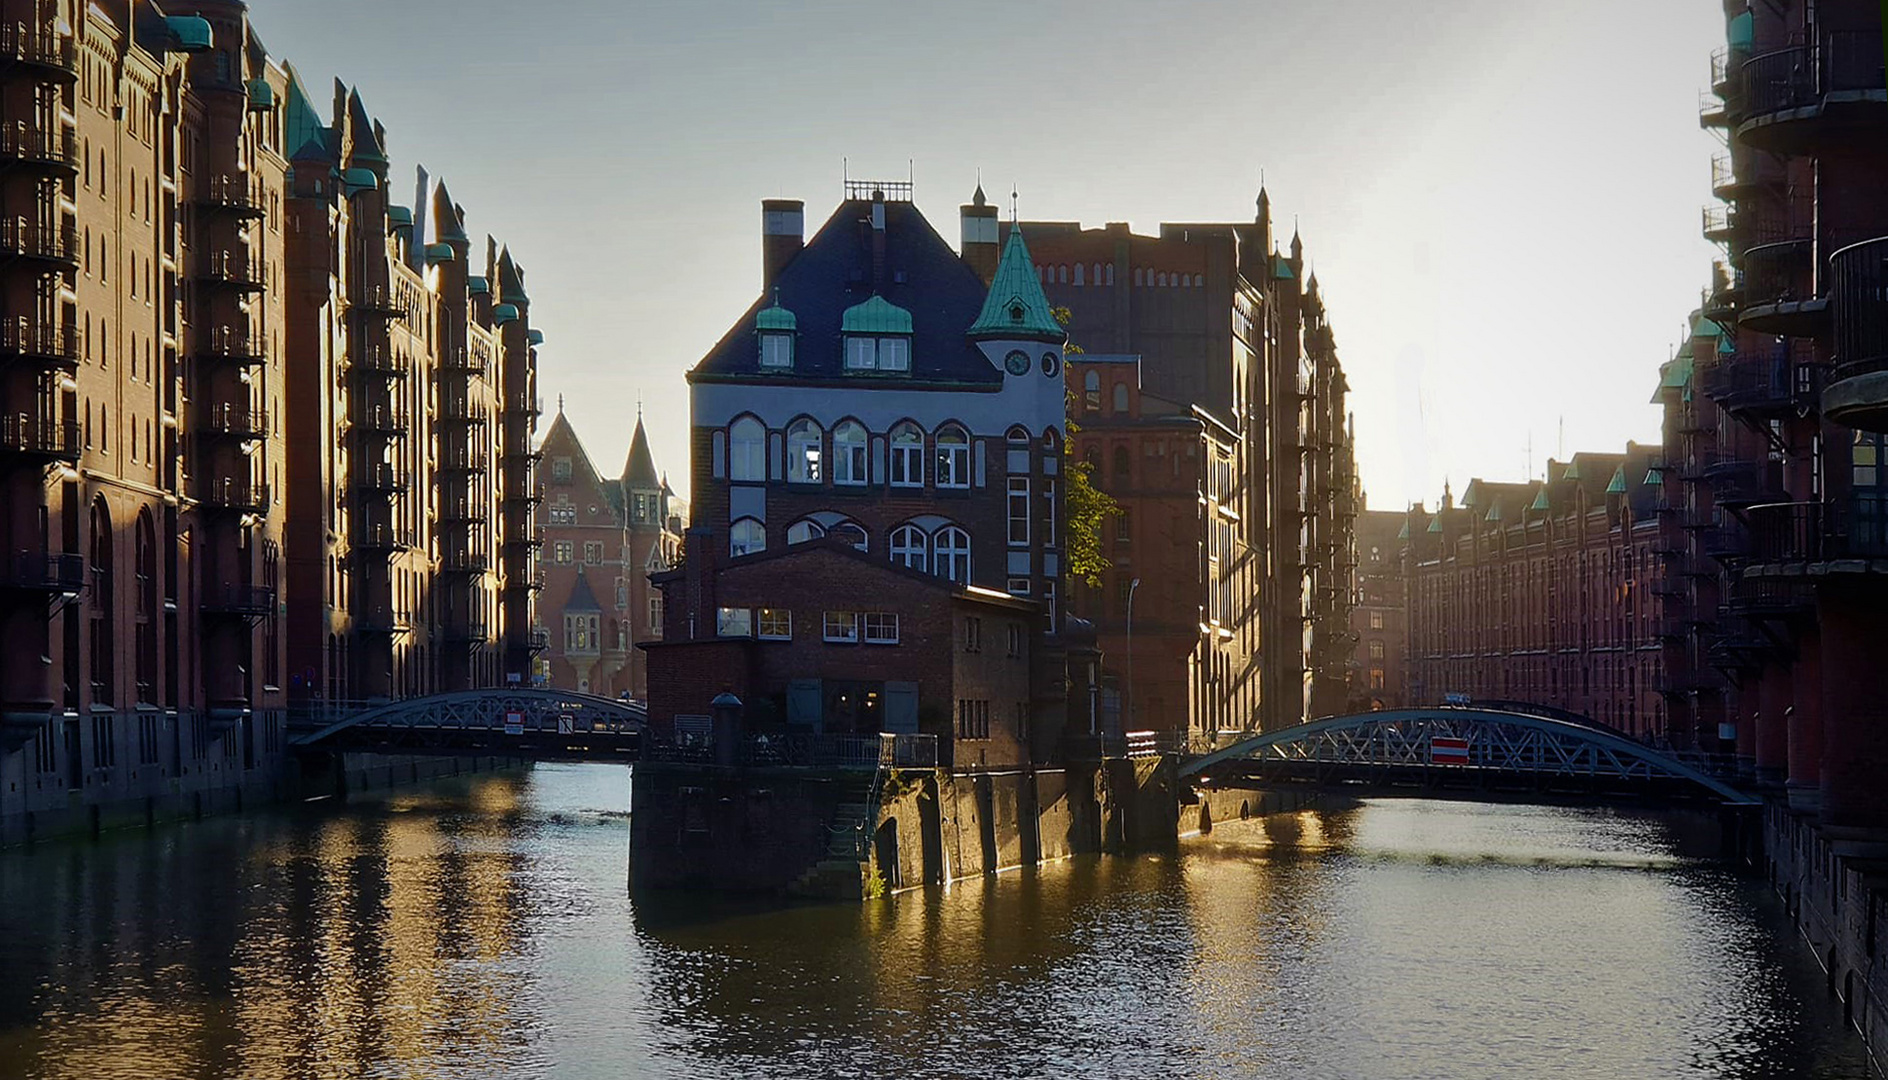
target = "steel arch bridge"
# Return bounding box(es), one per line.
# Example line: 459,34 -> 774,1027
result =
1181,708 -> 1757,806
290,689 -> 646,761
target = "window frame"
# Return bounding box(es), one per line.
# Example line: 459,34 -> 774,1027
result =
862,612 -> 900,645
823,610 -> 859,643
833,420 -> 869,485
786,418 -> 823,484
1008,476 -> 1030,546
757,608 -> 792,640
716,607 -> 753,638
935,425 -> 970,490
889,423 -> 924,488
730,518 -> 767,557
934,526 -> 971,583
759,331 -> 793,369
729,416 -> 766,482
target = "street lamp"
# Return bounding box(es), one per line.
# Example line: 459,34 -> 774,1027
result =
1125,577 -> 1141,734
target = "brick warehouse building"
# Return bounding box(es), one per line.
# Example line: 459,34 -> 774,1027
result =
536,406 -> 683,699
1015,191 -> 1358,745
644,182 -> 1088,768
1404,448 -> 1668,740
1349,507 -> 1407,711
0,1 -> 542,843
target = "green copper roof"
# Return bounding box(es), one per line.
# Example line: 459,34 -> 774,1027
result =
492,303 -> 519,325
1531,488 -> 1552,511
528,329 -> 545,346
1664,353 -> 1694,388
1485,503 -> 1503,522
969,229 -> 1064,340
467,276 -> 489,295
1690,313 -> 1724,339
1606,465 -> 1628,495
756,295 -> 797,332
1427,515 -> 1443,534
1562,461 -> 1581,480
165,16 -> 212,51
1397,520 -> 1410,540
1644,467 -> 1664,486
842,294 -> 913,335
345,89 -> 388,167
425,242 -> 455,262
247,79 -> 275,110
342,168 -> 378,192
387,206 -> 413,228
282,67 -> 331,163
1273,255 -> 1295,280
1728,10 -> 1753,51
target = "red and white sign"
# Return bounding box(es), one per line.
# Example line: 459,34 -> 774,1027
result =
1430,736 -> 1470,765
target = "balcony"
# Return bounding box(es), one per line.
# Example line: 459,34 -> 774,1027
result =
1738,33 -> 1888,154
351,406 -> 409,437
1823,237 -> 1888,432
0,26 -> 78,81
441,621 -> 489,646
0,414 -> 78,464
435,500 -> 487,525
439,348 -> 484,378
1,552 -> 83,595
438,451 -> 488,477
0,220 -> 77,268
503,522 -> 543,548
435,399 -> 488,426
1727,577 -> 1813,620
1702,204 -> 1742,245
0,125 -> 77,176
196,176 -> 265,219
200,402 -> 268,440
1702,520 -> 1750,562
200,478 -> 270,514
1703,273 -> 1742,325
196,250 -> 266,293
201,584 -> 276,619
1702,456 -> 1782,509
0,318 -> 78,372
528,626 -> 551,652
353,524 -> 412,554
508,393 -> 542,416
350,286 -> 409,321
356,612 -> 411,636
1739,238 -> 1821,336
353,462 -> 409,495
439,550 -> 489,575
1654,616 -> 1690,640
349,347 -> 411,380
1747,500 -> 1888,564
1703,349 -> 1818,419
195,332 -> 266,368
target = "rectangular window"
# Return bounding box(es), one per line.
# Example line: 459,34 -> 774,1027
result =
759,333 -> 792,368
964,616 -> 981,652
845,336 -> 877,370
758,608 -> 792,640
1369,640 -> 1386,660
891,439 -> 923,487
716,607 -> 753,637
1044,580 -> 1057,632
1006,577 -> 1031,597
1006,623 -> 1023,658
823,611 -> 859,643
1044,480 -> 1057,547
1370,669 -> 1386,690
1115,507 -> 1132,544
647,593 -> 663,634
1369,611 -> 1385,631
1008,477 -> 1030,546
553,457 -> 572,481
554,541 -> 573,565
863,612 -> 900,644
878,337 -> 910,372
584,542 -> 602,565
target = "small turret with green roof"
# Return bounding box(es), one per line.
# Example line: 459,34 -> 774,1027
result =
968,228 -> 1064,342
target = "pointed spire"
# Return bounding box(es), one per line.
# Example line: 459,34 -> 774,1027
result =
344,88 -> 387,167
968,227 -> 1065,342
1255,181 -> 1270,224
431,177 -> 468,244
624,413 -> 659,488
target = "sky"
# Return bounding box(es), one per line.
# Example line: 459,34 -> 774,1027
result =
249,0 -> 1727,510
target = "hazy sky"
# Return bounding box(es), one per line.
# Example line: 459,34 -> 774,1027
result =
249,0 -> 1724,509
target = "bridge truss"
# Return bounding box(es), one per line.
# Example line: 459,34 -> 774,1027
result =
1181,708 -> 1757,805
290,689 -> 646,761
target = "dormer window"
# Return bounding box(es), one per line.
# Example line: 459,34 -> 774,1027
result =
756,294 -> 797,369
840,295 -> 914,374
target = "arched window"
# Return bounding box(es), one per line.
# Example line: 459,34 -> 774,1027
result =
1042,428 -> 1060,452
1113,445 -> 1131,482
729,416 -> 765,481
1133,268 -> 1143,286
1113,382 -> 1130,414
1157,272 -> 1168,286
935,424 -> 970,489
730,518 -> 766,557
1007,425 -> 1030,445
787,520 -> 824,545
1105,265 -> 1114,285
833,420 -> 868,485
832,522 -> 868,551
889,422 -> 924,487
787,419 -> 823,483
1083,371 -> 1101,411
1057,264 -> 1068,284
1072,263 -> 1085,286
90,498 -> 114,703
891,524 -> 928,571
934,526 -> 971,584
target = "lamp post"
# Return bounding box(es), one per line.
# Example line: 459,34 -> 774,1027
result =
1125,577 -> 1142,735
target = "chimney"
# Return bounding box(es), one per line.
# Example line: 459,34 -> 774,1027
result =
960,184 -> 999,284
761,199 -> 804,291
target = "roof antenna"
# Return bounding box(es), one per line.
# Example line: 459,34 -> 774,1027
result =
636,392 -> 643,420
557,393 -> 565,414
1010,183 -> 1018,225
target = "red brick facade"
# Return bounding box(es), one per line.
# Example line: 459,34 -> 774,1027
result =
1349,509 -> 1408,710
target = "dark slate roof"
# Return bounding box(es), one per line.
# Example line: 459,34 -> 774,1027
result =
432,179 -> 467,243
565,568 -> 601,612
690,199 -> 1001,387
623,416 -> 659,488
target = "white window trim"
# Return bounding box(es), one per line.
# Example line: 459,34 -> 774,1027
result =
863,612 -> 900,645
823,610 -> 859,643
757,608 -> 792,641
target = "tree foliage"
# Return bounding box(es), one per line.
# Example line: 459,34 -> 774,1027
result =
1053,307 -> 1120,588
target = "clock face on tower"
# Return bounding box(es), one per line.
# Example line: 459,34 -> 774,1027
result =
1005,350 -> 1030,376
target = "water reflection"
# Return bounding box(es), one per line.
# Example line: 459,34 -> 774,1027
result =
0,767 -> 1870,1079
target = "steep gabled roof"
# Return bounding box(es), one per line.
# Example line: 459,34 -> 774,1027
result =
968,227 -> 1064,342
623,415 -> 659,488
432,178 -> 467,243
282,66 -> 332,164
565,568 -> 601,612
344,88 -> 387,167
690,198 -> 1001,386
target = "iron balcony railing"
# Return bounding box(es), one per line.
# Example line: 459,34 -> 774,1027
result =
351,286 -> 409,320
438,451 -> 488,476
3,551 -> 83,593
197,175 -> 264,217
1832,237 -> 1888,382
439,550 -> 488,574
1702,204 -> 1740,244
201,584 -> 275,616
353,462 -> 409,493
0,414 -> 79,461
0,219 -> 76,264
0,124 -> 76,172
198,250 -> 266,291
1747,500 -> 1888,562
352,406 -> 409,436
1727,577 -> 1814,619
354,524 -> 412,552
196,332 -> 265,367
1742,32 -> 1886,120
1703,350 -> 1820,414
201,479 -> 270,513
435,399 -> 488,425
350,348 -> 411,379
202,401 -> 268,439
0,24 -> 77,74
0,319 -> 79,369
435,500 -> 487,525
441,621 -> 489,644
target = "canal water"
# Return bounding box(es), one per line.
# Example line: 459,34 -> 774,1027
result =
0,764 -> 1869,1079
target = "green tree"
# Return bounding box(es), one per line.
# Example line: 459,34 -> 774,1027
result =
1054,307 -> 1120,588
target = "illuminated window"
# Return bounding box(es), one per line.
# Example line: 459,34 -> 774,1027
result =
716,607 -> 753,637
787,419 -> 823,483
757,608 -> 792,640
823,611 -> 859,643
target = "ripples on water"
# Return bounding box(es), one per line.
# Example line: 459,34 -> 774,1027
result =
0,765 -> 1870,1080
